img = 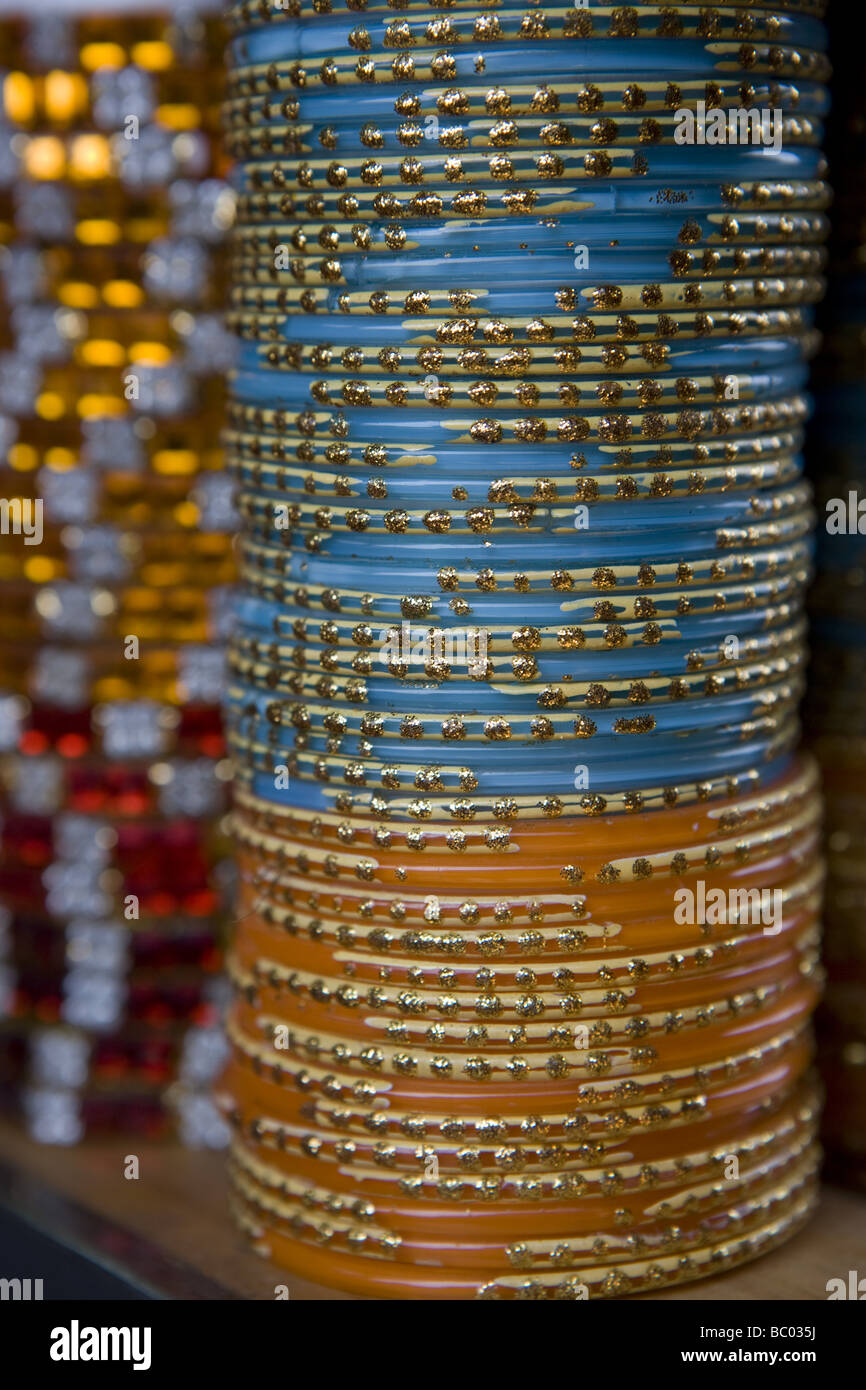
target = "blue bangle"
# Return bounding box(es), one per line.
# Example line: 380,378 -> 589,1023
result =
228,23 -> 828,68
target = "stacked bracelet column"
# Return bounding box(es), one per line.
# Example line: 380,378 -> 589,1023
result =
221,0 -> 829,1296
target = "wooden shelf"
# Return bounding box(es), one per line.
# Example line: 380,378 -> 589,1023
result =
0,1119 -> 862,1300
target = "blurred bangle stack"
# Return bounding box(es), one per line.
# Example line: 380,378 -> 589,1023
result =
805,28 -> 866,1189
0,0 -> 235,1146
220,2 -> 830,1296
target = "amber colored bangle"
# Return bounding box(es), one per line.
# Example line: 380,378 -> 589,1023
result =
223,1005 -> 816,1141
230,821 -> 822,916
228,1185 -> 817,1298
230,884 -> 823,1003
227,773 -> 819,895
232,1045 -> 816,1156
226,1155 -> 819,1298
226,1137 -> 818,1267
230,936 -> 817,1055
226,1098 -> 818,1221
231,788 -> 821,897
238,960 -> 819,1064
225,1144 -> 819,1290
231,897 -> 824,1012
227,1106 -> 815,1221
228,1088 -> 819,1212
226,1160 -> 817,1297
224,995 -> 816,1112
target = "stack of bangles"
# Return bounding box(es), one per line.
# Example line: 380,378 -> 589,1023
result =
219,0 -> 829,1296
0,0 -> 234,1146
804,27 -> 866,1189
